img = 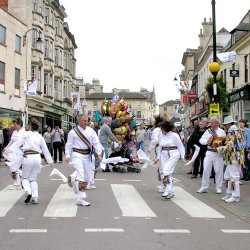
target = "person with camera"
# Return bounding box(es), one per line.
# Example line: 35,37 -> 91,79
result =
51,124 -> 64,163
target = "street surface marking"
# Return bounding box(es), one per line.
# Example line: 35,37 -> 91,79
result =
154,229 -> 190,234
172,187 -> 225,218
94,179 -> 106,181
111,184 -> 156,217
85,228 -> 124,232
9,229 -> 47,233
44,184 -> 77,217
50,178 -> 63,181
221,230 -> 250,234
172,178 -> 180,182
0,187 -> 25,217
122,179 -> 142,182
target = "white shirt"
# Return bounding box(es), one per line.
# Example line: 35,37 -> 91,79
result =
199,127 -> 226,150
51,129 -> 64,143
9,131 -> 53,164
158,131 -> 185,159
5,128 -> 25,150
149,127 -> 162,151
65,126 -> 103,158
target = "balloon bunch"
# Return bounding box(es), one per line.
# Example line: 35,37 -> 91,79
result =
100,95 -> 135,142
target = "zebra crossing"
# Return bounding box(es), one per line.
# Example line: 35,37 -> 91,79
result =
0,182 -> 225,219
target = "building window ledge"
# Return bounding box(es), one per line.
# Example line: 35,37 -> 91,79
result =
44,95 -> 53,99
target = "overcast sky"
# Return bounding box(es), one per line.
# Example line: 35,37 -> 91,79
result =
60,0 -> 249,105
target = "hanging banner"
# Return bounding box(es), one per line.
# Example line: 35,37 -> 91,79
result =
24,79 -> 38,96
71,92 -> 80,111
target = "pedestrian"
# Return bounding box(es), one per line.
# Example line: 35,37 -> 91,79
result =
99,116 -> 121,172
239,119 -> 250,181
221,116 -> 245,203
153,120 -> 185,199
0,125 -> 4,161
8,119 -> 54,204
43,126 -> 53,157
197,117 -> 226,194
136,124 -> 147,151
3,118 -> 25,190
65,114 -> 103,206
51,124 -> 64,163
189,120 -> 208,178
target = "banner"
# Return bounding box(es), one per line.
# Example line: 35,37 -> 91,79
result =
71,92 -> 80,111
173,104 -> 179,115
217,51 -> 236,62
24,79 -> 38,96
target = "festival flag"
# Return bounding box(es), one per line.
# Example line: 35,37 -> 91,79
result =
71,92 -> 80,111
217,51 -> 236,62
24,79 -> 38,96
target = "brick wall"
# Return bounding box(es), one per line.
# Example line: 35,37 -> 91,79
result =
0,0 -> 8,11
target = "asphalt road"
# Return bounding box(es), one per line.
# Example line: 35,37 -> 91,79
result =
0,159 -> 250,250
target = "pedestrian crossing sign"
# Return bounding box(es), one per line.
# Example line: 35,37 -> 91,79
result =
209,103 -> 220,116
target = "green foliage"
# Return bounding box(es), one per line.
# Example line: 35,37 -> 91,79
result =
205,76 -> 228,109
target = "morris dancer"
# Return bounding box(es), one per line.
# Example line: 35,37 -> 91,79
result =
221,116 -> 245,203
9,119 -> 54,204
197,117 -> 226,194
154,121 -> 185,199
148,115 -> 163,193
65,115 -> 103,206
4,118 -> 25,190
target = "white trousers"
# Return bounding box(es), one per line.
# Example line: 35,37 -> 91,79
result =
21,154 -> 41,199
71,152 -> 92,201
201,151 -> 224,189
160,150 -> 180,193
9,149 -> 23,186
224,164 -> 240,198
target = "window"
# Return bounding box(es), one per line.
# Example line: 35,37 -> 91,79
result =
0,61 -> 5,85
59,50 -> 62,66
64,51 -> 67,69
0,25 -> 6,45
232,63 -> 236,89
245,55 -> 248,83
55,19 -> 59,34
45,8 -> 49,24
164,107 -> 167,111
136,111 -> 141,118
63,80 -> 67,98
223,69 -> 227,88
15,68 -> 20,89
93,100 -> 98,107
50,10 -> 54,26
15,35 -> 21,53
32,0 -> 37,11
44,73 -> 52,96
55,48 -> 59,64
50,41 -> 53,59
136,101 -> 141,107
44,39 -> 49,57
31,65 -> 41,91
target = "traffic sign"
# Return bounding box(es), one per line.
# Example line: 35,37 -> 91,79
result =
209,103 -> 220,116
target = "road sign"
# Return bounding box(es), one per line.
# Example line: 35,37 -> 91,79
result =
209,103 -> 220,116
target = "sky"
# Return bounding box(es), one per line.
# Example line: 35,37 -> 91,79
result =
60,0 -> 249,105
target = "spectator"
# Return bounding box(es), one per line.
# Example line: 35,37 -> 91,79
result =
0,125 -> 4,161
43,126 -> 53,157
136,124 -> 147,151
51,124 -> 64,163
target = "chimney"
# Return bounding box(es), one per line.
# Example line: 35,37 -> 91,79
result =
0,0 -> 8,11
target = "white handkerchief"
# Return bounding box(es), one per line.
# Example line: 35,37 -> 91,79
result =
185,145 -> 200,165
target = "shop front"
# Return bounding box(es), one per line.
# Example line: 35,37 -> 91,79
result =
0,108 -> 22,128
228,84 -> 250,124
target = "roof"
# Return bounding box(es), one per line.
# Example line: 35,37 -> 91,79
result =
159,99 -> 181,107
86,92 -> 147,100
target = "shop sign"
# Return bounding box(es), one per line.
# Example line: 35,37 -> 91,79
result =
187,92 -> 197,99
230,70 -> 239,77
228,89 -> 249,103
182,95 -> 188,104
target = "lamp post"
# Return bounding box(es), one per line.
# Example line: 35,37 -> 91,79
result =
209,0 -> 220,103
22,28 -> 42,125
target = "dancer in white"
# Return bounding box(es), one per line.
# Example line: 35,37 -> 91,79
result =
197,117 -> 226,194
9,119 -> 54,204
4,118 -> 25,190
65,115 -> 103,206
154,121 -> 185,199
148,115 -> 163,192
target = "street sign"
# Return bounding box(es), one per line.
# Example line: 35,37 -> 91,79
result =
209,103 -> 220,116
230,70 -> 239,77
187,92 -> 197,99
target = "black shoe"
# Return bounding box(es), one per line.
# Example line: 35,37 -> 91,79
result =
191,175 -> 197,179
102,168 -> 111,172
210,175 -> 215,179
186,172 -> 192,175
24,194 -> 32,204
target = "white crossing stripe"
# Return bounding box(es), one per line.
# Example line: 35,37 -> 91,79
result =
172,187 -> 225,218
221,230 -> 250,234
154,229 -> 190,234
0,187 -> 25,217
85,228 -> 124,232
44,184 -> 77,217
9,229 -> 47,233
111,184 -> 156,217
122,179 -> 141,182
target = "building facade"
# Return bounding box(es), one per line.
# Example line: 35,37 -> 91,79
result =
0,4 -> 28,128
2,0 -> 77,129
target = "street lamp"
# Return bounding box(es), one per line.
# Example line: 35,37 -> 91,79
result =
209,0 -> 220,103
173,72 -> 183,81
23,28 -> 42,47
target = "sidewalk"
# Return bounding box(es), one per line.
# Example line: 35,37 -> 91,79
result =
175,162 -> 250,223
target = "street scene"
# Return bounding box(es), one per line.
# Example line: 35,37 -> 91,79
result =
0,0 -> 250,249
